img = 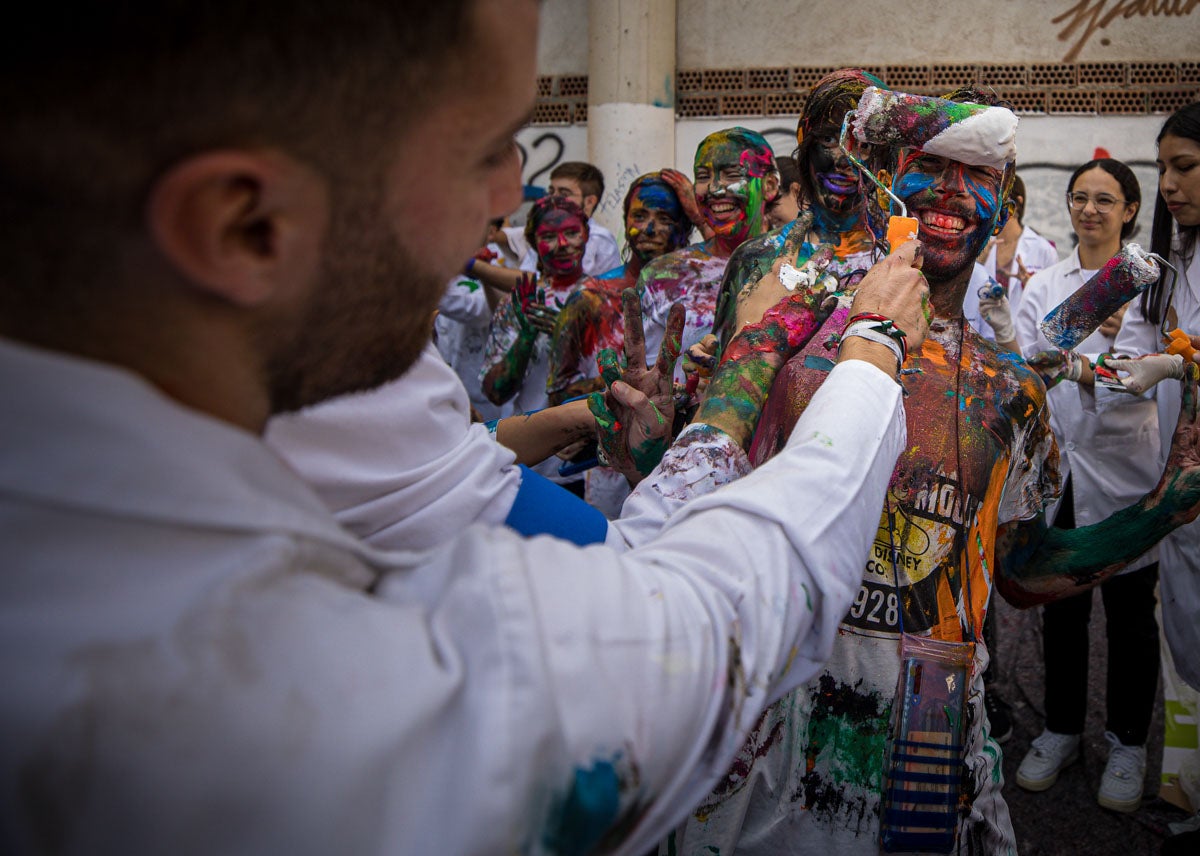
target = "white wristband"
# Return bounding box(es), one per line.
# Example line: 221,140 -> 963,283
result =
840,321 -> 904,371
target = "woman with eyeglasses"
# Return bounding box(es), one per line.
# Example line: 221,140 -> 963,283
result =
1012,157 -> 1164,814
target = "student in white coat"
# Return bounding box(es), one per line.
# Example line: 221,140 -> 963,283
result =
0,2 -> 942,853
1013,157 -> 1162,813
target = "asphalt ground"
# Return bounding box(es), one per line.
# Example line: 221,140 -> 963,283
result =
989,591 -> 1194,855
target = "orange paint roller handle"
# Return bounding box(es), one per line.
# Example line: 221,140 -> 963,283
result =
887,215 -> 919,255
1165,328 -> 1198,363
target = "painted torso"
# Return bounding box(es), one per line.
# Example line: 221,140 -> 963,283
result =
669,318 -> 1059,855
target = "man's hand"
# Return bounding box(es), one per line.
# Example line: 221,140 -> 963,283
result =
1104,352 -> 1187,395
587,290 -> 684,484
1027,349 -> 1087,389
846,240 -> 931,353
682,334 -> 718,401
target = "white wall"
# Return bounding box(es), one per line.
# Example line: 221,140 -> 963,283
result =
538,0 -> 1200,75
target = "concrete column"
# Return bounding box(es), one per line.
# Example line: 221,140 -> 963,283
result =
586,0 -> 676,244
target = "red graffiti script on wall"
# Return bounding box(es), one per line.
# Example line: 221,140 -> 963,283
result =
1054,0 -> 1200,62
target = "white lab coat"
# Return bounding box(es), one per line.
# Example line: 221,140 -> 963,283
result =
0,335 -> 906,855
1014,249 -> 1161,573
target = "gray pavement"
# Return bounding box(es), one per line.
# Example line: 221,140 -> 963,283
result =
989,591 -> 1192,855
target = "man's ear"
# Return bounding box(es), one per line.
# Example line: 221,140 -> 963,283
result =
582,194 -> 599,218
146,150 -> 328,307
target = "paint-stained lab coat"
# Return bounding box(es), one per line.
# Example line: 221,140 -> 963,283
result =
0,336 -> 906,855
1014,249 -> 1161,573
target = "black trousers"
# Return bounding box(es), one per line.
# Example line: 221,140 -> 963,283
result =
1042,481 -> 1160,745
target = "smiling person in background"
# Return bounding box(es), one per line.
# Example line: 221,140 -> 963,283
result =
547,172 -> 692,516
636,127 -> 778,375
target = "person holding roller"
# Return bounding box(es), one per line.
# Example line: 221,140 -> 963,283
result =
662,85 -> 1200,856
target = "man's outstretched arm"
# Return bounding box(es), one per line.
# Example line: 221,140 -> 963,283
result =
997,365 -> 1200,607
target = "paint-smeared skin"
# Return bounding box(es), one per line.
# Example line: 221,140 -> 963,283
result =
481,277 -> 586,406
996,363 -> 1200,604
588,291 -> 683,481
547,278 -> 625,405
694,289 -> 828,452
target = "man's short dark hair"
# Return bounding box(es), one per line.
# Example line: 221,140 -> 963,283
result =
549,162 -> 605,201
0,0 -> 476,314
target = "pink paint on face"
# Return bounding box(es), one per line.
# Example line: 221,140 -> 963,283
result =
534,209 -> 588,279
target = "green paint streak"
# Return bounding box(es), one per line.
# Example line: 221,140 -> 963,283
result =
807,711 -> 887,789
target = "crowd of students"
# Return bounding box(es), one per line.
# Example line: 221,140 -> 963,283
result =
2,1 -> 1200,853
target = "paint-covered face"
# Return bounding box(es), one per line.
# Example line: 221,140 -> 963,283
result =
1068,167 -> 1134,249
1159,133 -> 1200,228
626,183 -> 685,262
534,208 -> 588,277
694,132 -> 774,243
807,122 -> 862,220
891,150 -> 1007,281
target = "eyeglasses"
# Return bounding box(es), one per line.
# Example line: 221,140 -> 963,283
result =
1066,192 -> 1126,213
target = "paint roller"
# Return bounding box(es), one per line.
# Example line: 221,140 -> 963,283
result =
839,87 -> 1019,253
1039,244 -> 1161,350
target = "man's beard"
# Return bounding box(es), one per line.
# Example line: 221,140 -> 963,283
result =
260,193 -> 442,416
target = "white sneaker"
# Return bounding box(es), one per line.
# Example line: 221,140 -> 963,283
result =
1098,731 -> 1146,812
1016,729 -> 1080,791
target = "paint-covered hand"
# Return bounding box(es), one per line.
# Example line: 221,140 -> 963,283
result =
845,239 -> 931,353
682,334 -> 718,401
1153,363 -> 1200,525
1103,352 -> 1186,395
978,293 -> 1016,343
512,272 -> 559,336
661,168 -> 712,238
1027,349 -> 1087,389
587,290 -> 684,484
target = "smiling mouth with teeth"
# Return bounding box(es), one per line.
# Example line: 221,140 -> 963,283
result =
705,200 -> 741,218
918,210 -> 968,233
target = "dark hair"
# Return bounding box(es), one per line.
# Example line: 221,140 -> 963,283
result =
0,0 -> 475,311
524,195 -> 589,248
1143,102 -> 1200,325
1009,174 -> 1027,223
1066,158 -> 1141,241
774,156 -> 802,191
549,162 -> 605,201
793,68 -> 886,205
